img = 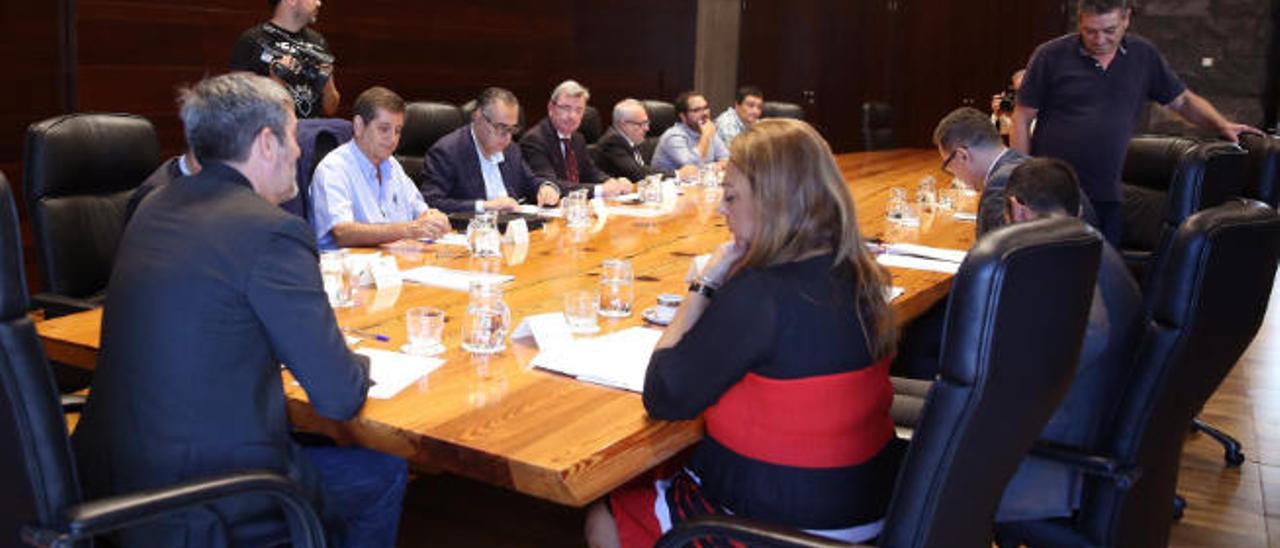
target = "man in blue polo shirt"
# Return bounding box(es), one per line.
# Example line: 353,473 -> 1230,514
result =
1011,0 -> 1261,245
311,86 -> 450,249
651,90 -> 729,172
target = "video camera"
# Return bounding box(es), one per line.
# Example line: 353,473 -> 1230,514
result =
256,27 -> 335,87
997,89 -> 1017,114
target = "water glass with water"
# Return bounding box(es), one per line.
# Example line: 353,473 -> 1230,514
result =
405,306 -> 446,355
916,176 -> 937,213
467,211 -> 502,258
598,259 -> 634,318
461,281 -> 511,354
564,189 -> 591,228
563,289 -> 600,333
320,252 -> 351,308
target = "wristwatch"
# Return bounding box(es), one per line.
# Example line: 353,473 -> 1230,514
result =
688,276 -> 718,299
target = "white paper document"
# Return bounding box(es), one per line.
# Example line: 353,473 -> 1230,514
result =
431,232 -> 471,247
604,205 -> 671,218
532,326 -> 663,393
953,212 -> 977,222
356,348 -> 445,399
877,253 -> 962,274
400,265 -> 514,291
884,243 -> 967,264
514,204 -> 564,218
886,286 -> 905,301
512,313 -> 576,353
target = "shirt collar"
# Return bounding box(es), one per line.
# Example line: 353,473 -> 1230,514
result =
1075,36 -> 1129,57
471,126 -> 504,164
348,140 -> 387,182
984,148 -> 1011,184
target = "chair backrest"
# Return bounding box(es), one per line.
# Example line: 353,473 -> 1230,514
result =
281,118 -> 353,223
861,101 -> 896,151
23,113 -> 160,299
579,105 -> 604,144
0,171 -> 85,546
880,217 -> 1102,548
395,101 -> 466,187
761,101 -> 804,120
1241,133 -> 1280,207
641,99 -> 677,138
1079,199 -> 1280,547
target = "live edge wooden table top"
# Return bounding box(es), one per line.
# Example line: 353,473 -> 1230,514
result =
36,149 -> 974,508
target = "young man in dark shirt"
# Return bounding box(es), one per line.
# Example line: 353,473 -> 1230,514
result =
230,0 -> 340,118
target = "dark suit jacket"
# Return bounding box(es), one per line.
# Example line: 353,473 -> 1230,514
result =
124,155 -> 183,224
519,117 -> 607,194
421,124 -> 552,213
977,149 -> 1099,237
72,162 -> 370,546
595,127 -> 673,181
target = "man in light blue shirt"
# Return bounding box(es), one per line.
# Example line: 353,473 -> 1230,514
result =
311,86 -> 449,249
651,90 -> 730,172
714,85 -> 763,145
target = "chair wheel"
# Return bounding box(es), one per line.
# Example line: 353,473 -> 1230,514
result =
1225,448 -> 1245,466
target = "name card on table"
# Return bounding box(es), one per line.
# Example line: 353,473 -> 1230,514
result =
369,255 -> 402,289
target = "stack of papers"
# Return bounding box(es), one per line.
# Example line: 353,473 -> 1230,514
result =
883,243 -> 967,263
355,348 -> 445,399
400,265 -> 514,291
877,254 -> 961,274
532,327 -> 662,393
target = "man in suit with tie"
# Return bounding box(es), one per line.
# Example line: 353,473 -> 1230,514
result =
519,80 -> 632,198
421,87 -> 561,213
73,72 -> 406,547
596,98 -> 698,182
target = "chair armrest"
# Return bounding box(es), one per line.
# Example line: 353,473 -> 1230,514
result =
655,515 -> 857,548
22,470 -> 325,548
1030,442 -> 1142,490
31,293 -> 98,319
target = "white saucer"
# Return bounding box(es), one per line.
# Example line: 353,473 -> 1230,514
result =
401,343 -> 445,357
642,306 -> 675,326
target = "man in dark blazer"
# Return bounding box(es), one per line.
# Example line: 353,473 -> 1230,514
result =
124,149 -> 199,224
422,87 -> 561,213
73,73 -> 406,548
596,98 -> 699,182
519,80 -> 632,197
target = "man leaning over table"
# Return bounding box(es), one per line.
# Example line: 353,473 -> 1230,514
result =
311,85 -> 450,249
520,79 -> 633,198
596,98 -> 698,182
421,86 -> 562,213
651,90 -> 729,173
72,72 -> 406,548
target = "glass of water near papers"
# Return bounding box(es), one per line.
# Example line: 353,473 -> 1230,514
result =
404,306 -> 446,356
598,259 -> 634,318
886,187 -> 919,227
466,211 -> 501,258
564,189 -> 592,228
461,280 -> 511,354
563,289 -> 601,334
916,176 -> 937,213
320,251 -> 360,308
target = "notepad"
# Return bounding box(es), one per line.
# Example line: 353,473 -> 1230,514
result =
532,326 -> 663,393
400,265 -> 514,291
883,243 -> 967,263
877,253 -> 962,274
355,348 -> 445,399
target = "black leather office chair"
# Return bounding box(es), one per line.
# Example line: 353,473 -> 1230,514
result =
281,118 -> 353,223
1120,135 -> 1247,281
657,217 -> 1103,548
0,175 -> 327,548
579,105 -> 604,144
396,101 -> 465,187
1241,133 -> 1280,207
639,100 -> 677,163
762,101 -> 805,120
861,101 -> 897,151
997,200 -> 1280,548
23,113 -> 160,315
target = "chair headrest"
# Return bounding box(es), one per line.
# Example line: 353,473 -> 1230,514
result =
641,100 -> 677,138
396,102 -> 465,158
0,172 -> 30,320
23,113 -> 160,200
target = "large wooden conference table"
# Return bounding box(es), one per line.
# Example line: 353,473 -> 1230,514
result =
36,149 -> 975,508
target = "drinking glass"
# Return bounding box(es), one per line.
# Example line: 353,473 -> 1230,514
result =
598,259 -> 634,318
319,252 -> 350,308
562,289 -> 600,333
405,307 -> 446,355
467,211 -> 501,258
916,176 -> 937,213
564,189 -> 592,228
461,281 -> 511,354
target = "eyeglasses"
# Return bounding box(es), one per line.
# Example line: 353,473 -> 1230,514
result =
688,105 -> 710,114
622,119 -> 650,127
940,148 -> 960,175
552,103 -> 585,116
480,109 -> 521,137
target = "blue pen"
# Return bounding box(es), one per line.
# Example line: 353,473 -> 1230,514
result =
345,328 -> 390,342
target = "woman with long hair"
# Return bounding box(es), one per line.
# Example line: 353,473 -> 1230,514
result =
586,119 -> 903,547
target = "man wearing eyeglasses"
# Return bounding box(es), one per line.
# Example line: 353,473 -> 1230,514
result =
651,91 -> 729,172
596,99 -> 699,182
421,87 -> 561,213
933,107 -> 1096,237
519,80 -> 634,198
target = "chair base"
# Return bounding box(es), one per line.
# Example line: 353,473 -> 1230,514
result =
1193,417 -> 1246,466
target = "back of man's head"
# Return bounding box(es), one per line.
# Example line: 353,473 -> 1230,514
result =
1078,0 -> 1129,15
932,107 -> 1002,153
674,91 -> 700,115
476,87 -> 519,118
735,85 -> 764,105
1005,158 -> 1082,218
353,86 -> 405,124
180,72 -> 292,165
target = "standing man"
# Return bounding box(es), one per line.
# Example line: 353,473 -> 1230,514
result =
1012,0 -> 1261,244
421,87 -> 561,213
714,85 -> 764,145
230,0 -> 340,118
73,73 -> 406,547
596,99 -> 698,181
519,80 -> 633,198
311,86 -> 449,249
651,91 -> 730,172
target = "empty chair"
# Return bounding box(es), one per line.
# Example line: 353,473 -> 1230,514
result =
23,113 -> 160,314
395,101 -> 466,187
762,101 -> 804,120
0,174 -> 327,548
657,217 -> 1103,547
281,118 -> 352,223
1241,133 -> 1280,207
861,101 -> 897,151
579,105 -> 604,144
997,200 -> 1280,547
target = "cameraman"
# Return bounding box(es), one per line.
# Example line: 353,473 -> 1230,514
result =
230,0 -> 340,118
990,69 -> 1025,138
